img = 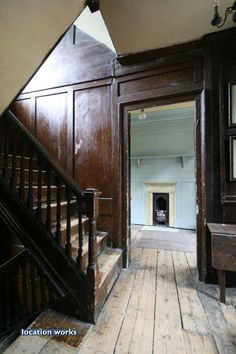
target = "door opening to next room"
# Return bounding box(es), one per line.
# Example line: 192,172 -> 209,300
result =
130,101 -> 196,231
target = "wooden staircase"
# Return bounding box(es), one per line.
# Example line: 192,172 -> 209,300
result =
0,110 -> 122,340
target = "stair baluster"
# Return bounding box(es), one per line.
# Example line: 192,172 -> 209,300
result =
36,156 -> 43,221
21,258 -> 29,316
55,176 -> 61,245
38,270 -> 46,309
27,147 -> 33,210
19,143 -> 25,200
2,122 -> 9,181
65,187 -> 72,257
30,262 -> 37,314
76,197 -> 83,267
4,275 -> 10,331
10,131 -> 17,189
46,166 -> 52,232
0,250 -> 60,338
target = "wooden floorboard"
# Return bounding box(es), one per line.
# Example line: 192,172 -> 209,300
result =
5,227 -> 236,354
77,247 -> 143,354
115,249 -> 157,354
79,229 -> 236,354
186,252 -> 236,354
153,250 -> 186,354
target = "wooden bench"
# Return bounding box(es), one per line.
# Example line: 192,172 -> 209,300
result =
208,223 -> 236,303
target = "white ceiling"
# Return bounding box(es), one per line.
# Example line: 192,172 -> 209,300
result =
81,0 -> 235,55
74,7 -> 116,52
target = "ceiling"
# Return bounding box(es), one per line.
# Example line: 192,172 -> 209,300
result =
77,0 -> 235,55
130,104 -> 195,158
130,102 -> 195,127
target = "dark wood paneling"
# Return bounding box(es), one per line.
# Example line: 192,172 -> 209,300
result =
117,39 -> 202,66
23,27 -> 115,93
222,61 -> 236,202
74,85 -> 112,196
202,27 -> 236,283
99,198 -> 112,216
118,66 -> 196,97
11,98 -> 34,134
223,205 -> 236,223
35,93 -> 68,170
98,216 -> 113,234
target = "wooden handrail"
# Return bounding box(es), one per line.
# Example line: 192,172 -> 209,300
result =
2,110 -> 84,197
0,249 -> 27,274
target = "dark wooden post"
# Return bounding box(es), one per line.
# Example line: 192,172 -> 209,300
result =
84,188 -> 101,323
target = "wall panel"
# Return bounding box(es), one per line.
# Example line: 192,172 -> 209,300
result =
35,92 -> 68,170
11,98 -> 34,134
74,85 -> 112,196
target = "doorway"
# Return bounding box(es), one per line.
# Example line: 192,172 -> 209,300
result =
130,101 -> 196,230
121,96 -> 204,275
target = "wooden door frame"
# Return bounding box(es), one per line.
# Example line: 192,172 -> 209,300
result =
119,88 -> 207,280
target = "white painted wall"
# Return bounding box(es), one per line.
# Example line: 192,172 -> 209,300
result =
131,158 -> 196,229
0,0 -> 84,115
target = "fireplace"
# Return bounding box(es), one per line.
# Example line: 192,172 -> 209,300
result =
146,183 -> 176,227
153,193 -> 169,226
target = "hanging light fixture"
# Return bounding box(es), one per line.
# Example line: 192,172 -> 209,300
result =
138,109 -> 147,120
211,0 -> 236,28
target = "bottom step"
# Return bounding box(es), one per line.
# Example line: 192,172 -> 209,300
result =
95,248 -> 122,319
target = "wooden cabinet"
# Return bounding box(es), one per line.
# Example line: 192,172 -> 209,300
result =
208,223 -> 236,303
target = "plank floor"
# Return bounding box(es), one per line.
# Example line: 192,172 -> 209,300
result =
78,227 -> 236,354
5,227 -> 236,354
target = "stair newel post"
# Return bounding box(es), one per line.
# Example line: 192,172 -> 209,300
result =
65,186 -> 72,257
84,188 -> 101,322
55,175 -> 62,245
76,196 -> 83,268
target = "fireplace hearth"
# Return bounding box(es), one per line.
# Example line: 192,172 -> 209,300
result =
153,193 -> 169,226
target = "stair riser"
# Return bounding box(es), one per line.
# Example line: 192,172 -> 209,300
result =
0,168 -> 47,185
60,219 -> 89,247
39,201 -> 77,225
19,186 -> 68,205
72,233 -> 107,272
15,170 -> 47,185
0,156 -> 39,170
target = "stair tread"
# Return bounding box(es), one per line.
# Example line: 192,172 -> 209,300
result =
53,216 -> 88,229
39,199 -> 77,209
0,153 -> 37,160
71,233 -> 107,257
18,185 -> 58,189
